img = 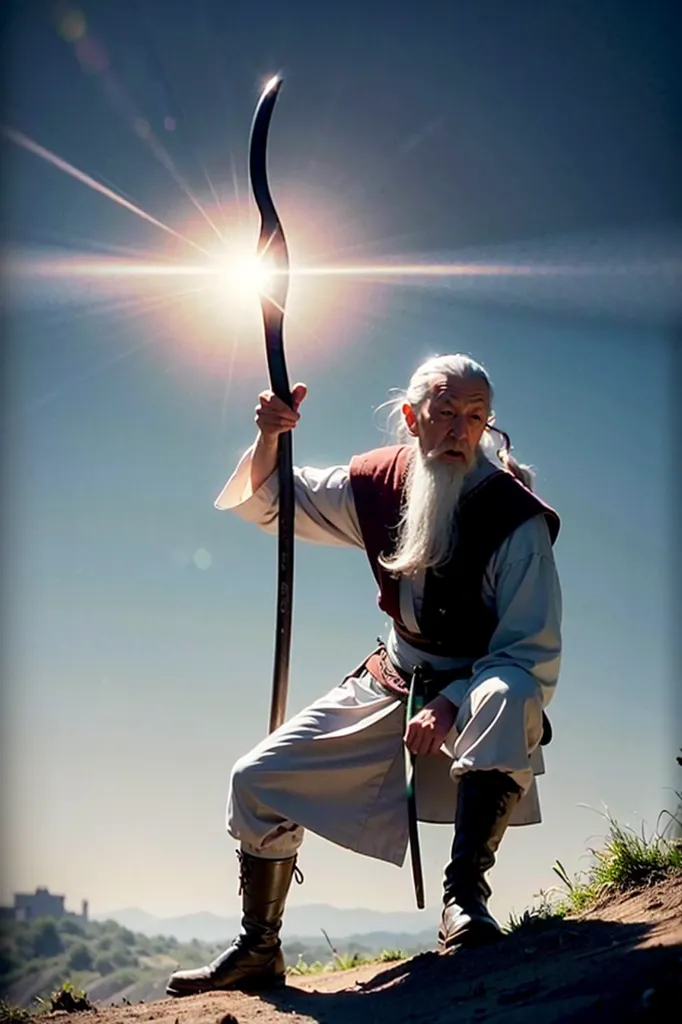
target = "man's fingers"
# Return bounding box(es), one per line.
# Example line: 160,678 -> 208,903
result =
258,405 -> 298,427
256,391 -> 301,435
405,715 -> 446,756
419,731 -> 438,756
410,734 -> 441,756
291,382 -> 307,410
405,721 -> 427,756
418,734 -> 434,756
259,391 -> 295,415
259,383 -> 307,411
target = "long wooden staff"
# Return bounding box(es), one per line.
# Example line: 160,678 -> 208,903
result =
248,77 -> 293,733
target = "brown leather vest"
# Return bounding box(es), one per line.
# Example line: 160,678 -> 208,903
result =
349,445 -> 560,659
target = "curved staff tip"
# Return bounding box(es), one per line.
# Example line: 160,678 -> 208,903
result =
248,75 -> 294,734
249,75 -> 291,401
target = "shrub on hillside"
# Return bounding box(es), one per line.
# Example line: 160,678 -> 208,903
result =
93,954 -> 115,976
110,946 -> 136,969
97,920 -> 121,934
31,920 -> 64,959
50,982 -> 92,1012
0,946 -> 21,979
118,927 -> 137,947
133,934 -> 152,955
150,936 -> 174,955
59,918 -> 86,937
67,942 -> 93,971
0,997 -> 30,1021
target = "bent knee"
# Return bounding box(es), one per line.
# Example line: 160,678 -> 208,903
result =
467,672 -> 543,715
230,748 -> 269,798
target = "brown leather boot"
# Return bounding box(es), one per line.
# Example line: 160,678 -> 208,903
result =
166,851 -> 301,996
439,770 -> 522,952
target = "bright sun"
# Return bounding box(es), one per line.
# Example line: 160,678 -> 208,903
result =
215,252 -> 274,296
200,237 -> 278,330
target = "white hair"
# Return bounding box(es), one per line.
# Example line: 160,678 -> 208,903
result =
380,353 -> 535,489
376,353 -> 536,577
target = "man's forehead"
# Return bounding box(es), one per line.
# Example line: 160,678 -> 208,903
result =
429,373 -> 490,404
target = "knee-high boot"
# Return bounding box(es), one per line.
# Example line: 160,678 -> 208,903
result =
439,770 -> 522,951
167,851 -> 300,996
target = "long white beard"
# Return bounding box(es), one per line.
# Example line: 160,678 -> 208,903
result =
379,448 -> 472,578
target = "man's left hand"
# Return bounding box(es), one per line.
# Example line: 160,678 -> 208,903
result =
404,694 -> 458,756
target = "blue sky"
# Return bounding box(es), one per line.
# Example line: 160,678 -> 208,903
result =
2,0 -> 680,924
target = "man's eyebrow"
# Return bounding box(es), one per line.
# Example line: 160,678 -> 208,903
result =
435,391 -> 489,405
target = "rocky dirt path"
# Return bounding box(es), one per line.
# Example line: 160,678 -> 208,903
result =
38,874 -> 681,1023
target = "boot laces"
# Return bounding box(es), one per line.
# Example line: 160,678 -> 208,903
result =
235,850 -> 305,895
236,849 -> 251,896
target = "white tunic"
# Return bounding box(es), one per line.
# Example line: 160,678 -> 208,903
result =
214,444 -> 562,865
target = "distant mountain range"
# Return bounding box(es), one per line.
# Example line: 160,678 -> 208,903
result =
92,903 -> 440,943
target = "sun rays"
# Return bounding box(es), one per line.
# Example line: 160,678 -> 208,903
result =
3,114 -> 682,405
2,128 -> 210,257
0,0 -> 678,428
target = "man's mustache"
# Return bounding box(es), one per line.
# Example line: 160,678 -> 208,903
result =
426,441 -> 468,462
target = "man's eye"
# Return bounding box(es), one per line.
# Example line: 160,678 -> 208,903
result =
470,413 -> 482,422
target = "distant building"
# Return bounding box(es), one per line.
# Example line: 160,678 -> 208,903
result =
0,887 -> 88,922
14,887 -> 65,921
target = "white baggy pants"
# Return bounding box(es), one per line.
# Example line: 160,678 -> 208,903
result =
227,666 -> 546,867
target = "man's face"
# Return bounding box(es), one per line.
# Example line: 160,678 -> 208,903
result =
404,373 -> 490,467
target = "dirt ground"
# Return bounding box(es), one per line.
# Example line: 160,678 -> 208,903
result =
37,874 -> 681,1023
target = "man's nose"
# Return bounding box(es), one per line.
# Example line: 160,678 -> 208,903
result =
449,415 -> 468,440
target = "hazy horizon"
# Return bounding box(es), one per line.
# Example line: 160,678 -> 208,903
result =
2,0 -> 679,929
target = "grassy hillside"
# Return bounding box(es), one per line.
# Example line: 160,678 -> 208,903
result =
0,912 -> 433,1010
0,915 -> 224,1009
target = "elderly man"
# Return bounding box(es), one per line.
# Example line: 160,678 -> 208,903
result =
167,353 -> 562,997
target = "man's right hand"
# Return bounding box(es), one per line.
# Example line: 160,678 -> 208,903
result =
249,383 -> 307,495
255,383 -> 307,444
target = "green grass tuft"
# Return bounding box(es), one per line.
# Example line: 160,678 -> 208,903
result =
287,948 -> 405,975
0,999 -> 31,1022
507,796 -> 682,933
45,981 -> 92,1014
554,804 -> 682,915
375,949 -> 406,962
504,890 -> 567,934
287,955 -> 329,975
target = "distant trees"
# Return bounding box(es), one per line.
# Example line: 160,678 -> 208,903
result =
59,918 -> 86,937
0,946 -> 21,977
67,943 -> 93,971
0,913 -> 220,1004
109,945 -> 136,969
98,919 -> 122,934
150,936 -> 174,955
93,954 -> 115,975
31,920 -> 64,959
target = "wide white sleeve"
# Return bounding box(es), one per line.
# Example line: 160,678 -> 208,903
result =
214,442 -> 365,549
441,514 -> 562,708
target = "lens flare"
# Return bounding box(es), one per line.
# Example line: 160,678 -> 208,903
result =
212,252 -> 275,296
5,116 -> 680,394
